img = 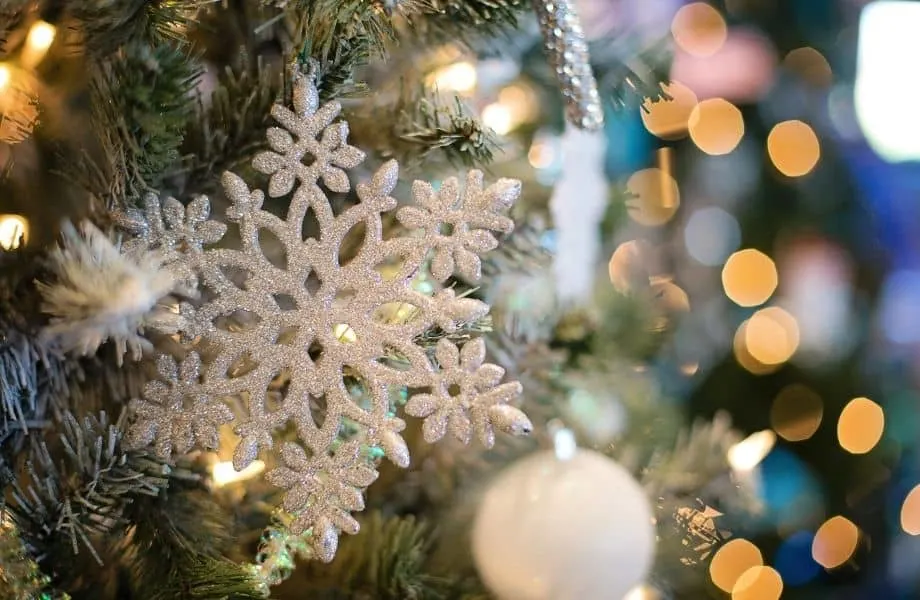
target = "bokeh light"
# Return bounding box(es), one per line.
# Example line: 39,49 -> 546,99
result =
710,539 -> 764,593
684,206 -> 741,266
900,485 -> 920,535
608,240 -> 653,293
784,47 -> 833,87
650,279 -> 691,314
767,120 -> 821,177
625,167 -> 681,226
837,397 -> 885,455
722,249 -> 778,307
731,566 -> 784,600
671,2 -> 728,57
689,98 -> 745,155
728,430 -> 776,472
26,21 -> 56,52
426,61 -> 477,93
812,516 -> 860,569
641,81 -> 698,140
211,459 -> 265,487
0,64 -> 9,89
745,307 -> 800,366
734,320 -> 780,375
0,214 -> 28,250
771,384 -> 823,442
482,102 -> 513,135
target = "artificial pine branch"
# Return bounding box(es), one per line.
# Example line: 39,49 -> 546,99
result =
403,0 -> 528,46
0,248 -> 73,463
8,411 -> 173,566
71,0 -> 206,58
287,512 -> 451,599
178,60 -> 283,196
62,42 -> 200,211
285,0 -> 395,100
349,85 -> 498,169
123,485 -> 263,600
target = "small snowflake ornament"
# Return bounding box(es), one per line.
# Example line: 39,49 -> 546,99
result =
124,68 -> 532,562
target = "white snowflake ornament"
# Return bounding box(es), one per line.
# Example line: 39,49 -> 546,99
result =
125,69 -> 532,562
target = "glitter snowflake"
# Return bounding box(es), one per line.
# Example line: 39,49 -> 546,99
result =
124,69 -> 531,561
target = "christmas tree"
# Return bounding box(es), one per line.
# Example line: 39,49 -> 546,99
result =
0,1 -> 902,599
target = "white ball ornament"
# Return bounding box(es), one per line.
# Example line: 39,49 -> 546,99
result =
472,447 -> 655,600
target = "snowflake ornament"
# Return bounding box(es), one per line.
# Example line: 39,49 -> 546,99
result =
125,69 -> 532,562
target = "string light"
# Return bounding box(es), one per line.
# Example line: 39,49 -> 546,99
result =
426,61 -> 477,93
212,460 -> 266,487
482,102 -> 514,135
728,430 -> 776,472
22,20 -> 56,68
0,215 -> 28,250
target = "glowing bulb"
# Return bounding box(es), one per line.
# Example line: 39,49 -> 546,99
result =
482,102 -> 513,135
0,215 -> 28,250
27,21 -> 55,51
211,460 -> 265,487
0,64 -> 9,89
22,21 -> 56,67
427,62 -> 477,93
728,430 -> 776,472
855,2 -> 920,161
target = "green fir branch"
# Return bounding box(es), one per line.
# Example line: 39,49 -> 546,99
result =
64,42 -> 200,210
290,512 -> 451,599
71,0 -> 207,58
178,60 -> 283,196
124,486 -> 263,600
395,88 -> 499,167
8,411 -> 173,566
350,86 -> 499,169
404,0 -> 528,45
284,0 -> 396,100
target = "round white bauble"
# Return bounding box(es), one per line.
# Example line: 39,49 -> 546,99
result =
472,449 -> 655,600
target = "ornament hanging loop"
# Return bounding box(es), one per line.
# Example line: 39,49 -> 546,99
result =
532,0 -> 605,131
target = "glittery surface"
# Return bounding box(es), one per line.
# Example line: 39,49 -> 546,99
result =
532,0 -> 604,131
124,70 -> 531,562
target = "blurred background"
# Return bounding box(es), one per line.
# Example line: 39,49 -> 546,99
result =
2,0 -> 920,598
416,0 -> 920,597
